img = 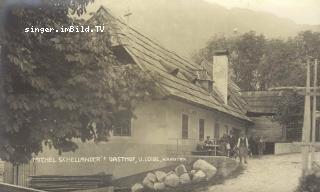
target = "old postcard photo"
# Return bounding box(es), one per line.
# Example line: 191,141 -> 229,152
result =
0,0 -> 319,191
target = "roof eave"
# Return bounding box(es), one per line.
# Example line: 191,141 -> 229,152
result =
168,95 -> 253,125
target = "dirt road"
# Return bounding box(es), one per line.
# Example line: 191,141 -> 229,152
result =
203,153 -> 306,192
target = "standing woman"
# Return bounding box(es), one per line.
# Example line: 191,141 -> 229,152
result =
237,132 -> 249,164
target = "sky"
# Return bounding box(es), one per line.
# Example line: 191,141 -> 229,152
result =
204,0 -> 320,25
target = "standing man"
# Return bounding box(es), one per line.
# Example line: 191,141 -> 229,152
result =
237,132 -> 249,164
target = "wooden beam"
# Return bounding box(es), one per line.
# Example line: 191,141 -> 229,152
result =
269,87 -> 320,96
302,59 -> 311,175
269,87 -> 320,91
0,182 -> 46,192
311,59 -> 318,164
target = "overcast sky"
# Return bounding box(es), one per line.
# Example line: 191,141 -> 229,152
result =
205,0 -> 320,25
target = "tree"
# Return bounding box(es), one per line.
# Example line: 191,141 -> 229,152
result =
193,31 -> 267,91
194,30 -> 320,91
231,31 -> 266,90
258,38 -> 305,89
196,30 -> 320,140
273,92 -> 304,141
272,31 -> 320,141
0,0 -> 157,164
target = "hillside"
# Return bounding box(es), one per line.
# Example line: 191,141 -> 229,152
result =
87,0 -> 320,58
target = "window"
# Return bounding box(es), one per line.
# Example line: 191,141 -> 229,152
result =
199,119 -> 205,140
225,125 -> 229,135
113,111 -> 131,136
214,122 -> 220,139
182,114 -> 188,139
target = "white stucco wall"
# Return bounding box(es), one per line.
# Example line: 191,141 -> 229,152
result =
29,98 -> 249,179
274,142 -> 301,155
165,99 -> 248,142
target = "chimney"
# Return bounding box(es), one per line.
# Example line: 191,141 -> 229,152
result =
213,50 -> 229,104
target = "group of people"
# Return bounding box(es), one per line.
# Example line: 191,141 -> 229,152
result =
196,132 -> 266,164
248,135 -> 266,158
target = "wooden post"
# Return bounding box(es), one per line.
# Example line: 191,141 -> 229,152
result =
302,59 -> 311,176
311,58 -> 318,165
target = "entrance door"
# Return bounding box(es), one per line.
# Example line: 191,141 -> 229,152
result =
232,128 -> 241,139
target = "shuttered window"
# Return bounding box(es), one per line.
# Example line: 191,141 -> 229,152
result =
182,114 -> 188,139
214,122 -> 220,139
199,119 -> 205,140
113,111 -> 131,136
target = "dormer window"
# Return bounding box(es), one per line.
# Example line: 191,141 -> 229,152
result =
159,60 -> 179,76
193,68 -> 214,92
196,69 -> 210,80
181,70 -> 197,83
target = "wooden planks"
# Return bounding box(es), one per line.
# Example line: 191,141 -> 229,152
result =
29,175 -> 112,192
92,7 -> 251,124
0,182 -> 46,192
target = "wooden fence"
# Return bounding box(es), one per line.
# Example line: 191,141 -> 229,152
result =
0,182 -> 46,192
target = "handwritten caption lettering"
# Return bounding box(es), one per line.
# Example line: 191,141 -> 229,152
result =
32,156 -> 186,164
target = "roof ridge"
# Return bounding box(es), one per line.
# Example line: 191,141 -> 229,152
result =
91,6 -> 251,123
95,6 -> 201,70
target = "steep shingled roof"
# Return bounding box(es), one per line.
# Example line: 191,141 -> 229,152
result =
89,6 -> 251,123
241,91 -> 283,114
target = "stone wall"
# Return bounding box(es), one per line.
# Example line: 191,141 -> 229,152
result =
112,156 -> 238,187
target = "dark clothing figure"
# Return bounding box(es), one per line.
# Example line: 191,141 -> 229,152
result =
248,136 -> 256,156
228,135 -> 237,158
204,137 -> 213,151
204,139 -> 213,145
229,135 -> 237,149
196,139 -> 204,151
257,138 -> 266,158
239,137 -> 248,147
219,134 -> 229,156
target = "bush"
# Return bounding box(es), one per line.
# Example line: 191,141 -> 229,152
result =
296,170 -> 320,192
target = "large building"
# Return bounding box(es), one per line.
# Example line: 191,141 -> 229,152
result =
4,6 -> 254,186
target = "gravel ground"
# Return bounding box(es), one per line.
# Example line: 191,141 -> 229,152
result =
201,153 -> 312,192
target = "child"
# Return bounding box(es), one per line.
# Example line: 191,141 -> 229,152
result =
226,142 -> 231,157
232,146 -> 239,160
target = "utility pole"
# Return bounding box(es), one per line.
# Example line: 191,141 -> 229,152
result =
311,58 -> 318,165
302,58 -> 311,176
269,58 -> 318,175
